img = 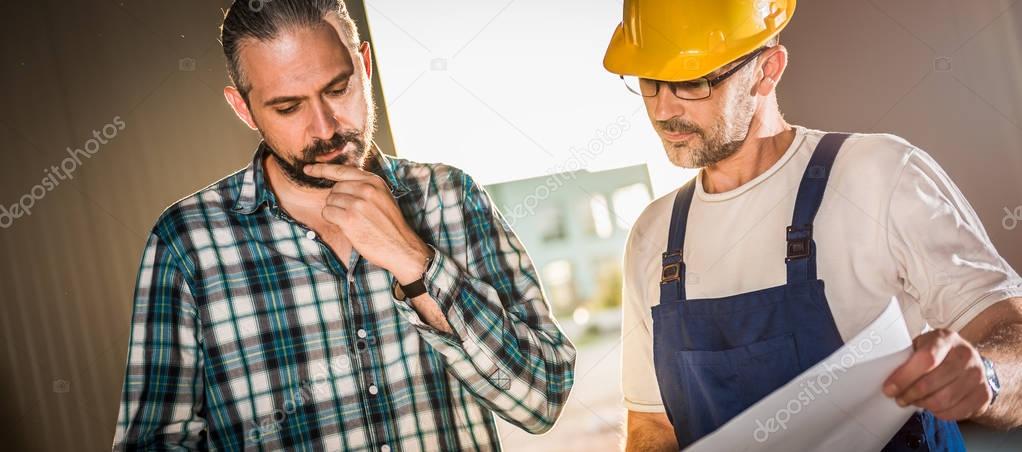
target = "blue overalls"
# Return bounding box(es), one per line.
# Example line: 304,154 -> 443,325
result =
652,133 -> 966,450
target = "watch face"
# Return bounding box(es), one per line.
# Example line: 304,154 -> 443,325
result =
982,357 -> 1001,400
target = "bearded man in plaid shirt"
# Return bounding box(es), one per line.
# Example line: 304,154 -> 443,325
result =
111,1 -> 576,450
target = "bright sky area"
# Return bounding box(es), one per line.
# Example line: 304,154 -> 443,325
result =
365,0 -> 699,198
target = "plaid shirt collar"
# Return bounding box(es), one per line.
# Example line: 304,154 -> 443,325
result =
231,141 -> 412,216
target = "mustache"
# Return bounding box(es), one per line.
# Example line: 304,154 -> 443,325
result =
656,118 -> 703,135
301,131 -> 364,161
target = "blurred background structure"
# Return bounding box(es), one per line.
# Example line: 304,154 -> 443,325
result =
1,0 -> 1020,450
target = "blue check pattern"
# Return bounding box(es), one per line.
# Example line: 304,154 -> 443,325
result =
112,142 -> 576,451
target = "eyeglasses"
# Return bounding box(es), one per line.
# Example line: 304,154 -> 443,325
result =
621,47 -> 767,100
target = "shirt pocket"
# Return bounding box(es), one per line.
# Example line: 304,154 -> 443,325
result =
674,333 -> 800,434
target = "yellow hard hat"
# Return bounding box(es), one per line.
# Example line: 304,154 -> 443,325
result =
603,0 -> 796,82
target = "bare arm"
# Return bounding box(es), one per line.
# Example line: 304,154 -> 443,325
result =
624,410 -> 678,452
959,297 -> 1022,429
885,297 -> 1022,430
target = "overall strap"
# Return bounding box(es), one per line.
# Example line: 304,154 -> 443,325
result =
786,133 -> 851,283
660,178 -> 697,303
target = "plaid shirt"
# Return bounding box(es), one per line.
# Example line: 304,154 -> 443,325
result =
112,143 -> 576,451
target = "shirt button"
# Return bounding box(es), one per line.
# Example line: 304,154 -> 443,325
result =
380,446 -> 390,452
368,384 -> 378,395
357,329 -> 367,338
306,230 -> 317,240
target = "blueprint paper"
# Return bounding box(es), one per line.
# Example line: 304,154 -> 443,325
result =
685,297 -> 919,452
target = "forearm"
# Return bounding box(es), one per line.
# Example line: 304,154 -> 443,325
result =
391,249 -> 575,432
390,240 -> 456,335
407,292 -> 455,334
626,430 -> 677,452
626,414 -> 678,452
972,321 -> 1022,429
386,171 -> 576,432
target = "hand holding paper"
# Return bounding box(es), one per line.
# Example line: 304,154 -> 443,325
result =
883,327 -> 993,421
685,297 -> 919,452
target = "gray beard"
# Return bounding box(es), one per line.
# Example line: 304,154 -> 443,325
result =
685,134 -> 744,168
673,94 -> 757,168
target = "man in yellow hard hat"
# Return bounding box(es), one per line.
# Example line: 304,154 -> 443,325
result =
606,0 -> 1022,450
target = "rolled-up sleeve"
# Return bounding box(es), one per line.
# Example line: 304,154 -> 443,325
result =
390,171 -> 577,434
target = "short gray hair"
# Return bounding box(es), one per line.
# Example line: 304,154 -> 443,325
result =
220,0 -> 361,101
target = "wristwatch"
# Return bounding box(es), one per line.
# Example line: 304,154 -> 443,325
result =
391,248 -> 435,300
980,355 -> 1001,405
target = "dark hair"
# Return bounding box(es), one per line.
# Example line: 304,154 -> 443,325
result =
220,0 -> 361,101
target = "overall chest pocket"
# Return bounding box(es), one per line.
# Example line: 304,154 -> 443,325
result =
674,333 -> 801,436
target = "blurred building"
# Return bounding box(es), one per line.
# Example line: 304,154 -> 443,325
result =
485,164 -> 653,316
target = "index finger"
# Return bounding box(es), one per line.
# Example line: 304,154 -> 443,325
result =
883,331 -> 954,398
303,163 -> 373,182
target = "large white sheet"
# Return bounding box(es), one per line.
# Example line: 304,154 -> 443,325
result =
685,297 -> 919,451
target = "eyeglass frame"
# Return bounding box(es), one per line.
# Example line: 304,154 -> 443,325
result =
620,47 -> 769,100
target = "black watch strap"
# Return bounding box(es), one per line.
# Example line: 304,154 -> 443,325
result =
392,250 -> 434,300
398,278 -> 428,299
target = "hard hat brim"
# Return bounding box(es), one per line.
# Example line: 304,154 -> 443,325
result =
602,0 -> 796,82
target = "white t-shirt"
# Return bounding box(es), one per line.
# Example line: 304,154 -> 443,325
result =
621,125 -> 1022,413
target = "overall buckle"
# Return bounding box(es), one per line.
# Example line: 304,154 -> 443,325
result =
661,262 -> 683,284
661,251 -> 684,284
785,225 -> 813,262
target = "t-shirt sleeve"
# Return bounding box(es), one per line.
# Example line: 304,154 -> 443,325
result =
620,224 -> 667,413
886,148 -> 1022,331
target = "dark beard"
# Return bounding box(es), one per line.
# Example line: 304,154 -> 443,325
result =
268,130 -> 369,189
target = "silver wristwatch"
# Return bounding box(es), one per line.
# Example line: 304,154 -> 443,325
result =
980,355 -> 1001,405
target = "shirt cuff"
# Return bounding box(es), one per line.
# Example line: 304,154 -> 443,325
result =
947,287 -> 1022,331
623,397 -> 666,413
422,245 -> 463,314
389,245 -> 464,346
390,296 -> 463,346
